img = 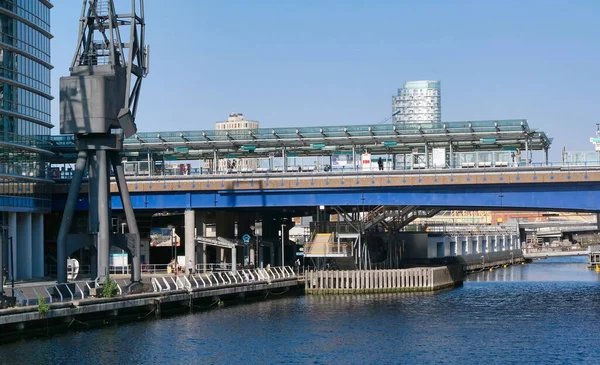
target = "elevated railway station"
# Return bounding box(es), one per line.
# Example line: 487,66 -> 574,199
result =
47,119 -> 552,176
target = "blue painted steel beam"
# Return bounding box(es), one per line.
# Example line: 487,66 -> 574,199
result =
51,182 -> 600,212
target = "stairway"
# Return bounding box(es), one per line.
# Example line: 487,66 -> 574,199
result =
363,205 -> 441,231
305,233 -> 333,256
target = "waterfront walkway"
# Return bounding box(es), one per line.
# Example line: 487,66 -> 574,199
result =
1,267 -> 299,307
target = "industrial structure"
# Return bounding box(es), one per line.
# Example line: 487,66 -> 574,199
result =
56,0 -> 148,286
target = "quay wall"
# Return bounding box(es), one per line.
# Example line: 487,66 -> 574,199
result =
406,249 -> 524,273
305,266 -> 462,295
0,277 -> 302,342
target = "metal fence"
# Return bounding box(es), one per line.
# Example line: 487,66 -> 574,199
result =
151,266 -> 297,293
4,278 -> 132,307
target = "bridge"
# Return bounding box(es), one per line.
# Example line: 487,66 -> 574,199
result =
51,166 -> 600,212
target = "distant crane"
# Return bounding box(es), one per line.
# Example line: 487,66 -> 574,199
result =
57,0 -> 149,287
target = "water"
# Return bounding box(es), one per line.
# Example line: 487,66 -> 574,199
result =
2,257 -> 600,364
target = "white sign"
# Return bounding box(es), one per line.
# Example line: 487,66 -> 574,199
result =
432,148 -> 446,168
361,153 -> 371,171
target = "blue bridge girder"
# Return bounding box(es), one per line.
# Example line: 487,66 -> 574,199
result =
51,167 -> 600,212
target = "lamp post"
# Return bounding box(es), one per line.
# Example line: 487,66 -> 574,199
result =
280,223 -> 285,267
8,237 -> 14,300
167,225 -> 176,265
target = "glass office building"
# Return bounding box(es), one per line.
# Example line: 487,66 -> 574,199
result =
392,80 -> 441,124
0,0 -> 53,280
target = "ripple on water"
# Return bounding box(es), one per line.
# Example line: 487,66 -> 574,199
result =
1,258 -> 600,364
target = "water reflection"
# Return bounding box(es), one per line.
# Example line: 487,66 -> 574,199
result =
1,257 -> 599,364
467,256 -> 600,282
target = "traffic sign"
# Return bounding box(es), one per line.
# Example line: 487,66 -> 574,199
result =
242,234 -> 251,243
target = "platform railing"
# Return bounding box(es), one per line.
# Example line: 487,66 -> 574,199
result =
51,161 -> 600,182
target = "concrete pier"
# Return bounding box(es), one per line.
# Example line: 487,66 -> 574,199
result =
304,266 -> 462,294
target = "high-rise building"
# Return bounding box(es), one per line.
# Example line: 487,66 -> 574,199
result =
209,113 -> 260,172
392,80 -> 441,124
0,1 -> 53,280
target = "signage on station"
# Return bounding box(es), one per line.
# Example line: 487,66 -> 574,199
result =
480,138 -> 497,144
174,147 -> 189,153
383,141 -> 397,147
287,153 -> 299,157
311,143 -> 326,149
242,145 -> 256,151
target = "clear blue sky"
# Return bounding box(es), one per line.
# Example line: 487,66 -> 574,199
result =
49,0 -> 599,161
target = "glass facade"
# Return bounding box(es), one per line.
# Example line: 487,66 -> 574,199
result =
0,0 -> 53,212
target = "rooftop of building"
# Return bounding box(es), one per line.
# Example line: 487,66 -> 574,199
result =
402,80 -> 441,89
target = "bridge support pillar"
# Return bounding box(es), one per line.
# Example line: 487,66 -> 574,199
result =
195,213 -> 207,272
16,213 -> 32,279
216,211 -> 235,269
185,210 -> 195,274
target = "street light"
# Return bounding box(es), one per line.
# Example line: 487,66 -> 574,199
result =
281,224 -> 286,267
8,237 -> 14,301
167,225 -> 176,265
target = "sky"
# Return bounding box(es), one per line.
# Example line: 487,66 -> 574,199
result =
49,0 -> 600,161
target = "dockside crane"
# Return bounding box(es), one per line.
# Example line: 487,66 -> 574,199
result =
57,0 -> 149,288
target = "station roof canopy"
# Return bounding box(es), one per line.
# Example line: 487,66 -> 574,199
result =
49,119 -> 552,161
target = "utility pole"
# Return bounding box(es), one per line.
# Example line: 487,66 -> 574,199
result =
56,0 -> 149,288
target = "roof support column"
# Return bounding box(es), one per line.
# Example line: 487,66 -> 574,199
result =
425,143 -> 429,169
213,150 -> 218,174
282,147 -> 287,173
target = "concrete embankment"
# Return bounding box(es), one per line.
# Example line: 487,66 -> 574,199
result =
0,277 -> 302,342
305,266 -> 463,294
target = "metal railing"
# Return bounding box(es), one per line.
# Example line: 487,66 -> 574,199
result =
151,266 -> 297,293
4,278 -> 131,307
50,161 -> 600,182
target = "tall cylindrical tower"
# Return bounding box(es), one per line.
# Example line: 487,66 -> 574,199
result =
392,80 -> 441,124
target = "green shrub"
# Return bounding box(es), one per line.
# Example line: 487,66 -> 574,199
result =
102,277 -> 119,298
38,295 -> 50,315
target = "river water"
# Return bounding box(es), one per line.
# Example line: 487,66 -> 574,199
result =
1,257 -> 600,364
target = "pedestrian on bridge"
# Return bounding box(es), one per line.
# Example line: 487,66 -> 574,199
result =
2,267 -> 7,287
378,157 -> 384,171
